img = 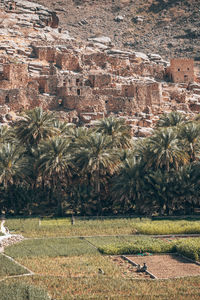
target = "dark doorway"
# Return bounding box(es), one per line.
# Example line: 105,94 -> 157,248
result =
5,95 -> 9,103
184,75 -> 188,82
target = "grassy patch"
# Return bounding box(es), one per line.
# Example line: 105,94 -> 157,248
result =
5,275 -> 200,300
0,254 -> 28,277
87,236 -> 175,255
5,238 -> 98,258
134,220 -> 200,235
6,217 -> 140,237
0,282 -> 50,300
6,218 -> 200,238
16,255 -> 121,278
88,236 -> 200,262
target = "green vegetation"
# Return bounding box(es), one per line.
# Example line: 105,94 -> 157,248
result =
4,274 -> 200,300
6,217 -> 139,237
0,218 -> 200,299
16,255 -> 122,278
0,108 -> 200,298
0,282 -> 50,300
0,108 -> 199,217
134,220 -> 200,235
5,238 -> 98,258
175,238 -> 200,261
88,236 -> 200,262
6,217 -> 200,238
88,236 -> 175,255
0,254 -> 28,277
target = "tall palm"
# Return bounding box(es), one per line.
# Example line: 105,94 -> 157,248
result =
135,138 -> 154,170
111,158 -> 144,213
73,132 -> 119,214
178,122 -> 200,161
15,107 -> 58,149
156,111 -> 187,128
94,116 -> 132,149
37,137 -> 73,216
0,143 -> 29,212
149,128 -> 189,171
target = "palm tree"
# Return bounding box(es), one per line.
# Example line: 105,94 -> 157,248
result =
111,158 -> 145,214
149,128 -> 189,171
0,125 -> 16,144
73,132 -> 120,214
0,143 -> 30,212
135,138 -> 154,170
156,111 -> 187,128
52,120 -> 75,138
178,122 -> 200,161
15,107 -> 58,149
144,169 -> 178,215
37,137 -> 73,216
94,116 -> 132,149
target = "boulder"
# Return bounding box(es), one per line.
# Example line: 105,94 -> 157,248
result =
114,15 -> 124,22
88,36 -> 112,45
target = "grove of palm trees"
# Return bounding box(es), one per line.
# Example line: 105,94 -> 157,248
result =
0,107 -> 200,217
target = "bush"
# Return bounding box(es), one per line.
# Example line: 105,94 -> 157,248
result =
175,239 -> 200,261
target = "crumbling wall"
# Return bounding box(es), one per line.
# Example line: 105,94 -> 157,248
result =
56,52 -> 81,71
0,63 -> 29,89
33,47 -> 57,63
38,75 -> 58,95
88,74 -> 112,88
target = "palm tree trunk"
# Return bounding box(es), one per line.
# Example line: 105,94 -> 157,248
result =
95,170 -> 102,215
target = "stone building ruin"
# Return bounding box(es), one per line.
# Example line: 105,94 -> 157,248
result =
0,0 -> 199,135
168,58 -> 194,83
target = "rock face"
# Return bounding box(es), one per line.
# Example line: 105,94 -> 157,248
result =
0,0 -> 199,134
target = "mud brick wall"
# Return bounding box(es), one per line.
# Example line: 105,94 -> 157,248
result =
56,52 -> 81,71
121,85 -> 135,97
0,89 -> 28,110
0,64 -> 29,89
34,47 -> 57,63
169,59 -> 194,83
88,74 -> 112,88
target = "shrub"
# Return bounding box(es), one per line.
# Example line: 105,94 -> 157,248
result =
175,239 -> 200,261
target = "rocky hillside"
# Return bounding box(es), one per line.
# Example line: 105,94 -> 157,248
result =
32,0 -> 200,60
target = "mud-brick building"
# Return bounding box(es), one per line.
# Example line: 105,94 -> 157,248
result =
169,58 -> 194,83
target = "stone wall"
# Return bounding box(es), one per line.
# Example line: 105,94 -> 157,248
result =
56,52 -> 81,71
169,58 -> 194,83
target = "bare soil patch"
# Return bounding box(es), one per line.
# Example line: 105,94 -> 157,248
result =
127,254 -> 200,279
110,256 -> 151,279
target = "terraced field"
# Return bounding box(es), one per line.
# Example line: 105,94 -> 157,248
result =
0,217 -> 200,299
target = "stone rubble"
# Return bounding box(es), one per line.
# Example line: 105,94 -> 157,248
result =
0,234 -> 24,249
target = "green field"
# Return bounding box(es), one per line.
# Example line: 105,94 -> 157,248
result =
0,254 -> 28,277
0,217 -> 200,299
5,217 -> 200,237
